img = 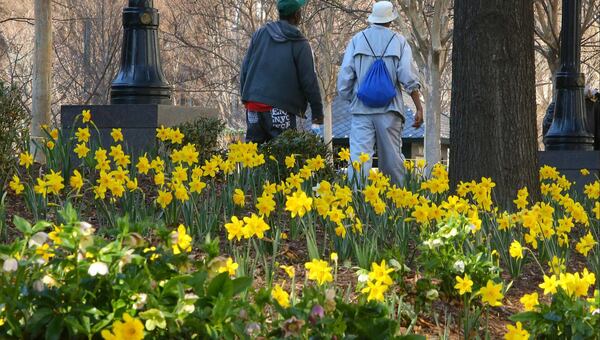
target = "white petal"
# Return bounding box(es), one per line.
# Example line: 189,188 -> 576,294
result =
2,258 -> 18,272
88,262 -> 109,276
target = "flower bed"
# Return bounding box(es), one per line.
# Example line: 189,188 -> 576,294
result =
1,110 -> 599,339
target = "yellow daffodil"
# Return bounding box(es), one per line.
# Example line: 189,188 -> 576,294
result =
82,109 -> 91,123
455,274 -> 474,295
285,155 -> 296,168
271,283 -> 290,308
110,128 -> 123,142
576,232 -> 596,256
305,259 -> 333,286
70,170 -> 84,191
519,292 -> 539,311
285,191 -> 313,218
224,216 -> 245,241
504,322 -> 529,340
479,280 -> 503,306
101,313 -> 144,340
19,152 -> 34,169
280,265 -> 295,278
74,142 -> 90,158
368,260 -> 394,286
156,190 -> 173,209
358,152 -> 370,164
170,224 -> 192,254
9,175 -> 24,195
256,194 -> 276,217
233,188 -> 245,207
218,257 -> 238,277
361,280 -> 388,302
539,275 -> 558,295
338,148 -> 350,161
242,213 -> 270,239
509,240 -> 524,260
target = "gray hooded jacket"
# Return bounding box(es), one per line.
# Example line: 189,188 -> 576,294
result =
240,21 -> 323,122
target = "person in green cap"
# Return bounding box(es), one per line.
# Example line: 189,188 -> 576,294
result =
240,0 -> 323,144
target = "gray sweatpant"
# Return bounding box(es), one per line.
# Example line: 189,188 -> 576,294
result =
348,112 -> 406,186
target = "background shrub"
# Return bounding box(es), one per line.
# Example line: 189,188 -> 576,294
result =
260,129 -> 333,180
0,82 -> 30,187
175,116 -> 226,161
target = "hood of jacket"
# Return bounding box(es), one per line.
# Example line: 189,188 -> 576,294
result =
265,21 -> 307,42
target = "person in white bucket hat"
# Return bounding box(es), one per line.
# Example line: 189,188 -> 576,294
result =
368,0 -> 399,24
337,0 -> 423,187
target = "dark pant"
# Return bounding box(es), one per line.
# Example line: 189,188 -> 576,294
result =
245,108 -> 297,144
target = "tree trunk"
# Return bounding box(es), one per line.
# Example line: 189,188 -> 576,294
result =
31,0 -> 53,159
450,0 -> 540,208
425,49 -> 442,172
323,97 -> 333,153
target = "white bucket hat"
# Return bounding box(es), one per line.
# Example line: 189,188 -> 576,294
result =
367,1 -> 398,24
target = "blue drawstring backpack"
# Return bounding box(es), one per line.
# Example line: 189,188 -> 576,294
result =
357,33 -> 397,108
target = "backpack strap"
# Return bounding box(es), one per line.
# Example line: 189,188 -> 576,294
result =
381,34 -> 396,57
362,32 -> 396,59
361,32 -> 377,57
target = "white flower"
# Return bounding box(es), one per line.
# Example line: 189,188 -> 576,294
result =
88,261 -> 109,276
131,293 -> 148,310
29,232 -> 49,247
79,222 -> 95,236
118,249 -> 135,272
593,309 -> 600,316
357,273 -> 369,283
181,303 -> 195,314
443,228 -> 458,239
33,280 -> 45,292
184,293 -> 199,302
424,238 -> 443,249
453,260 -> 465,273
42,275 -> 57,287
2,258 -> 18,272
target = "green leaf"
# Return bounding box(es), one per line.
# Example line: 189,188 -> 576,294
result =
230,277 -> 252,296
509,311 -> 540,323
26,307 -> 53,335
57,203 -> 78,224
32,221 -> 52,233
63,315 -> 86,334
207,272 -> 229,298
187,270 -> 208,294
542,312 -> 562,322
13,215 -> 32,235
45,317 -> 64,340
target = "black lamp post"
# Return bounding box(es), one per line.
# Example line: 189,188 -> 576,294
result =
110,0 -> 171,104
543,0 -> 594,150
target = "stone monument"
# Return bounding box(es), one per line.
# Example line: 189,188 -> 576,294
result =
61,0 -> 214,154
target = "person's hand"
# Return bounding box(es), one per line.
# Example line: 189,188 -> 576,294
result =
311,124 -> 324,136
412,108 -> 424,128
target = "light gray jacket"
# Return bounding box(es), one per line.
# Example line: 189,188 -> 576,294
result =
337,25 -> 420,119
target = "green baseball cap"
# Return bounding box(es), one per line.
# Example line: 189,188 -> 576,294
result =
278,0 -> 306,16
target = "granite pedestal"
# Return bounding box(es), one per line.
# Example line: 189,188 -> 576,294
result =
61,104 -> 216,155
539,150 -> 600,194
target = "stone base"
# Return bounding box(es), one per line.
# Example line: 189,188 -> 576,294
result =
61,104 -> 216,155
538,150 -> 600,193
